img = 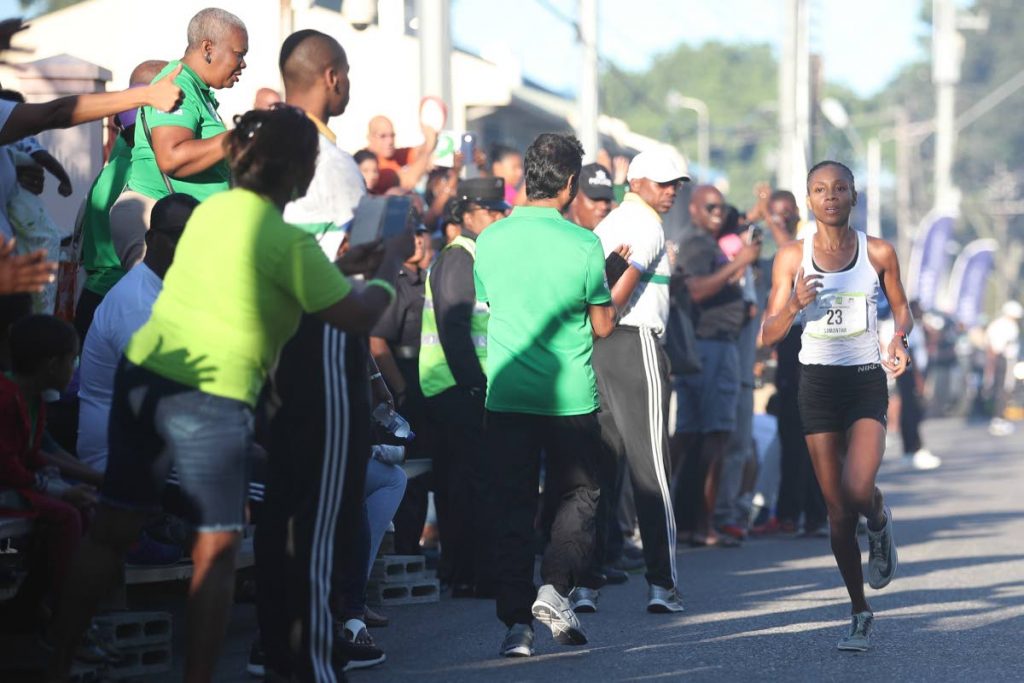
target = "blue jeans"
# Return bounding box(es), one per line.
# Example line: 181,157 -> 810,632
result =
101,359 -> 253,532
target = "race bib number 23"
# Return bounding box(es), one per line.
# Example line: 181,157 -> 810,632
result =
805,292 -> 868,339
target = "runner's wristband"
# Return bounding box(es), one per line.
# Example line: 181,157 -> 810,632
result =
366,279 -> 396,301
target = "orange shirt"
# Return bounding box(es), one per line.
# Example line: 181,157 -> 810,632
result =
372,147 -> 418,194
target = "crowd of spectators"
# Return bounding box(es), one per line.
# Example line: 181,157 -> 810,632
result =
0,6 -> 1021,682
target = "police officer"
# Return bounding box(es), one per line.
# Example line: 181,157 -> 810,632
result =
369,227 -> 434,556
420,177 -> 509,596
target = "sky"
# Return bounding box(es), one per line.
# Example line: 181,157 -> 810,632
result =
452,0 -> 934,98
0,0 -> 949,98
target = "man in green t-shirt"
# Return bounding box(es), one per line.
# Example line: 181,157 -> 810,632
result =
473,133 -> 617,658
110,8 -> 247,269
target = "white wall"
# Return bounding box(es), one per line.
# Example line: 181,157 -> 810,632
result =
2,0 -> 515,156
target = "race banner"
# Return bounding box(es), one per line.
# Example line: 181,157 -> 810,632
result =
907,211 -> 955,311
945,238 -> 997,327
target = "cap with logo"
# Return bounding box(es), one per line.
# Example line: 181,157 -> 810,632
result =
458,177 -> 510,212
626,149 -> 691,184
579,163 -> 614,201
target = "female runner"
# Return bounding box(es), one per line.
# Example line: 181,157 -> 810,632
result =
762,160 -> 911,651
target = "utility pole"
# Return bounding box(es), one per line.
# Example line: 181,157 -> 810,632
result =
666,92 -> 709,180
778,0 -> 811,214
578,0 -> 600,162
417,0 -> 452,114
932,0 -> 988,214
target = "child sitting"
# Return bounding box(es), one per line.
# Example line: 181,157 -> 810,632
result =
0,315 -> 100,616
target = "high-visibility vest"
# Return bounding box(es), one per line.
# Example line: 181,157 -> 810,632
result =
419,235 -> 489,397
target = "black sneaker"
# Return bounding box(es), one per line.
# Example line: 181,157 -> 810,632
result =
246,637 -> 265,677
601,566 -> 630,585
335,618 -> 386,671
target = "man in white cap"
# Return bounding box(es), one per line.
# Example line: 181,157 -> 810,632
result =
579,149 -> 689,614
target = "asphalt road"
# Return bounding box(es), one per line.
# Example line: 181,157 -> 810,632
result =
179,417 -> 1024,682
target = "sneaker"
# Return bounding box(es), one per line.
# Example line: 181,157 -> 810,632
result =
336,618 -> 386,671
837,611 -> 873,651
569,586 -> 599,613
867,506 -> 898,589
499,623 -> 534,657
531,584 -> 588,646
246,637 -> 265,677
646,585 -> 685,613
911,449 -> 942,470
600,565 -> 629,585
989,417 -> 1015,437
75,623 -> 125,665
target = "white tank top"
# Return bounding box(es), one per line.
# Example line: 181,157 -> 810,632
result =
798,229 -> 881,366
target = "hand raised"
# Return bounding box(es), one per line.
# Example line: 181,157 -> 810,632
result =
147,64 -> 184,113
791,267 -> 823,311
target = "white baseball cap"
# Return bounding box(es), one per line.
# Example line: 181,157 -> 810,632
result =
626,149 -> 691,184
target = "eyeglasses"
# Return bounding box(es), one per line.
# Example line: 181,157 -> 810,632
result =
705,203 -> 726,213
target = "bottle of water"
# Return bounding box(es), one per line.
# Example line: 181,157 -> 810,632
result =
372,403 -> 415,440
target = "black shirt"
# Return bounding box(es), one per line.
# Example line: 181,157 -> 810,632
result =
680,230 -> 746,340
370,265 -> 426,351
428,233 -> 487,389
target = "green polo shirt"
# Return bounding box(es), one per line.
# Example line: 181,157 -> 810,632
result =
129,60 -> 230,202
473,205 -> 612,416
124,189 -> 352,406
81,136 -> 130,295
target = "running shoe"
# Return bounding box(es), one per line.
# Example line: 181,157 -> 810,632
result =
867,506 -> 898,589
336,618 -> 386,670
569,586 -> 599,613
531,584 -> 588,646
499,623 -> 534,657
246,636 -> 265,677
911,449 -> 942,470
837,611 -> 873,651
646,585 -> 685,613
601,565 -> 630,585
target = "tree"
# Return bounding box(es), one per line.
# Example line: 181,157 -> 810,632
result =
600,41 -> 778,201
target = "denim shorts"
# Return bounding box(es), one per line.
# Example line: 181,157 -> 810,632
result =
100,359 -> 253,532
674,338 -> 740,434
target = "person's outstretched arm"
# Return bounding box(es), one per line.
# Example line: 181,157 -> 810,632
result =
0,65 -> 183,145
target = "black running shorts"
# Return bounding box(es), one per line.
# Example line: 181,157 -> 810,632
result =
797,363 -> 888,435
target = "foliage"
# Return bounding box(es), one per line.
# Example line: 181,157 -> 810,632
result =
600,41 -> 778,203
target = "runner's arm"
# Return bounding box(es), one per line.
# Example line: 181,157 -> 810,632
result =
870,237 -> 912,376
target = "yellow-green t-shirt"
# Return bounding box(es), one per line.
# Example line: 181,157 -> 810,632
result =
125,189 -> 351,406
129,60 -> 230,202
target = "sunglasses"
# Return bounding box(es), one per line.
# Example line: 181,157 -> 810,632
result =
705,203 -> 726,213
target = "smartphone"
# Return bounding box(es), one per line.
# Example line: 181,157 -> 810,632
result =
461,133 -> 479,179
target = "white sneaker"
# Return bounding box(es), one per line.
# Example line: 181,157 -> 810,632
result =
911,449 -> 941,470
989,418 -> 1016,437
531,584 -> 588,646
646,585 -> 685,613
